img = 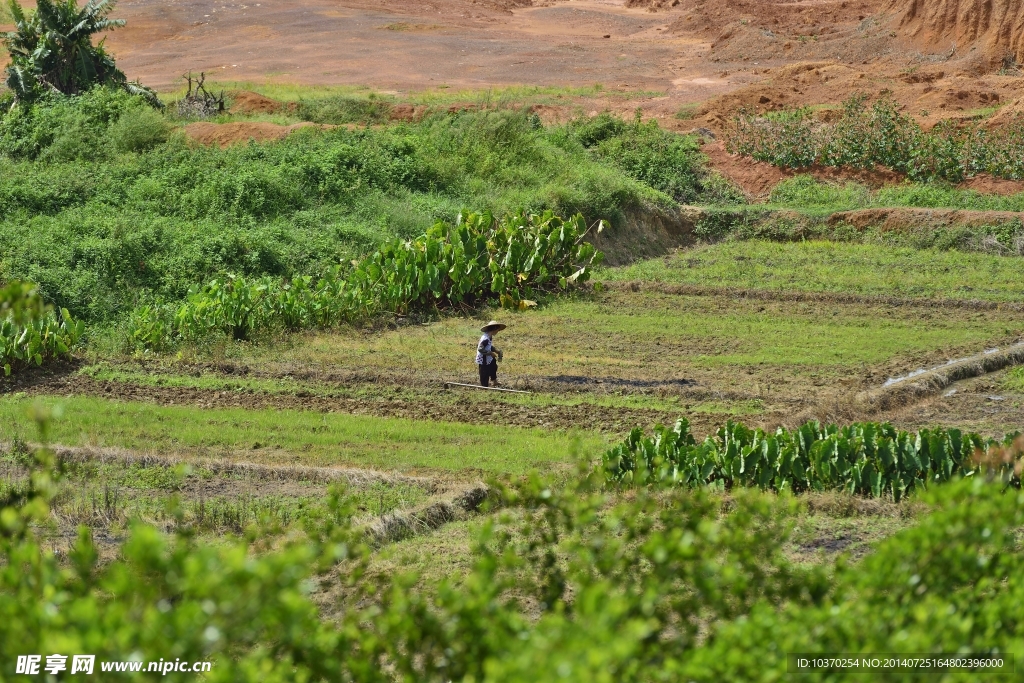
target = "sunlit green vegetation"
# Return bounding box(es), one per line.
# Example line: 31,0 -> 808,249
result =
767,174 -> 1024,213
0,89 -> 722,324
731,95 -> 1024,182
603,417 -> 1020,497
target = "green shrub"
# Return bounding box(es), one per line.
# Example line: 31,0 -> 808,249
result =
295,94 -> 394,125
108,106 -> 172,152
0,86 -> 154,160
555,112 -> 731,204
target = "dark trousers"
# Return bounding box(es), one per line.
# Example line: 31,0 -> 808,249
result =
478,361 -> 497,387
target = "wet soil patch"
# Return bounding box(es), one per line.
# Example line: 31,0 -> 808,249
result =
798,534 -> 855,554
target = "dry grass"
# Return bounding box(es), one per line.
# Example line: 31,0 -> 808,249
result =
42,442 -> 442,490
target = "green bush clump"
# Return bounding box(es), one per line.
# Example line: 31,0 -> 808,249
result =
296,94 -> 394,125
0,86 -> 157,160
730,95 -> 1024,183
107,106 -> 172,153
556,111 -> 743,204
125,210 -> 602,349
602,418 -> 1021,498
4,408 -> 1024,681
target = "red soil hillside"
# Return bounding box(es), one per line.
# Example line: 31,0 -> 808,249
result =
889,0 -> 1024,67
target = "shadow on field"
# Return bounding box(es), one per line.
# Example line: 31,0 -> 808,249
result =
0,359 -> 84,394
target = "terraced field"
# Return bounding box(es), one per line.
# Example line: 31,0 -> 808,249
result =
6,239 -> 1022,475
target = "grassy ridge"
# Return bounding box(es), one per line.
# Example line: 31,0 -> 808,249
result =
769,175 -> 1024,213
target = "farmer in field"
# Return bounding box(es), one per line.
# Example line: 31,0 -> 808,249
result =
476,321 -> 505,387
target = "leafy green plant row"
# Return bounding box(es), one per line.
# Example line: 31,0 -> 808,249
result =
127,210 -> 602,349
0,281 -> 83,375
602,418 -> 1022,499
729,95 -> 1024,183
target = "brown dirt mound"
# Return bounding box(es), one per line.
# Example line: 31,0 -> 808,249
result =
665,0 -> 896,70
829,207 -> 1024,232
668,0 -> 885,37
888,0 -> 1024,68
985,96 -> 1024,127
389,104 -> 429,122
184,121 -> 331,147
957,174 -> 1024,195
625,0 -> 680,9
695,62 -> 866,129
914,83 -> 1001,112
228,90 -> 283,114
702,141 -> 792,199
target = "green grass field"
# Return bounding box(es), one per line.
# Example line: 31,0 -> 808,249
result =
601,239 -> 1024,302
0,395 -> 605,474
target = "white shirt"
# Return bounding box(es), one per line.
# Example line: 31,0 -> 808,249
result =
476,333 -> 495,365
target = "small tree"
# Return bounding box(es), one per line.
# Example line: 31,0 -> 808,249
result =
2,0 -> 158,106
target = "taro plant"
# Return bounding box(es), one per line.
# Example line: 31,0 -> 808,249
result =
0,280 -> 83,375
602,418 -> 1021,498
125,210 -> 603,350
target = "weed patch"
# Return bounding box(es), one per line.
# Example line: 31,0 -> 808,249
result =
730,95 -> 1024,183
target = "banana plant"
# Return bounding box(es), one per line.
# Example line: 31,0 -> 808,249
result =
3,0 -> 158,105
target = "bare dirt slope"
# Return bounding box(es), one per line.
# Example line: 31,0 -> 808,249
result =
889,0 -> 1024,68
